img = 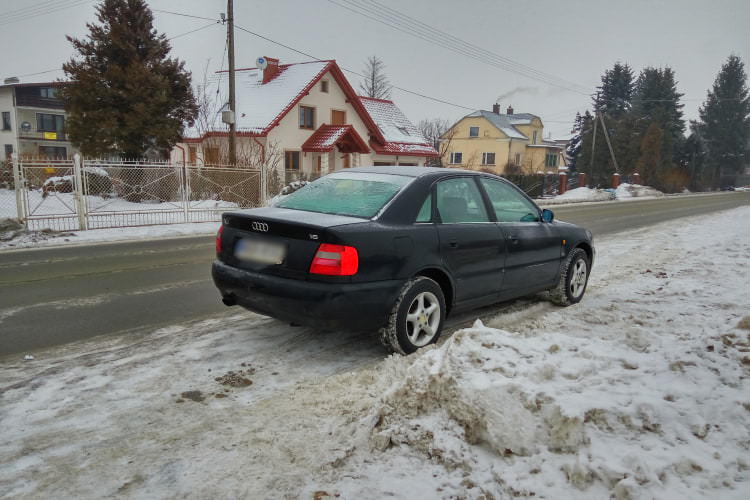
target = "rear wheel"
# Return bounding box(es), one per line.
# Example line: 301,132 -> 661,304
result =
550,248 -> 590,306
379,277 -> 446,355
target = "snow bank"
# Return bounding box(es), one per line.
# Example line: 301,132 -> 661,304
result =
616,182 -> 665,199
539,183 -> 665,206
558,186 -> 615,202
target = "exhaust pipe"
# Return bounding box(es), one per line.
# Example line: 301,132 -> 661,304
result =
222,294 -> 237,307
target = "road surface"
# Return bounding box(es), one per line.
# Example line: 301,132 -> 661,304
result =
1,191 -> 748,357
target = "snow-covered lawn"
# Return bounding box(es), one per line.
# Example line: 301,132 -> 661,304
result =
1,207 -> 749,498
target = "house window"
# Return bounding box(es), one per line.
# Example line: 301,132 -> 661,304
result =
373,161 -> 391,166
299,106 -> 314,129
4,144 -> 13,159
188,146 -> 197,165
514,153 -> 521,166
2,112 -> 10,131
37,113 -> 65,133
398,162 -> 417,166
40,87 -> 58,98
321,80 -> 329,93
449,152 -> 462,164
482,152 -> 496,165
532,130 -> 538,144
204,147 -> 219,165
39,146 -> 66,159
545,153 -> 559,168
331,110 -> 346,125
285,151 -> 300,170
469,126 -> 479,137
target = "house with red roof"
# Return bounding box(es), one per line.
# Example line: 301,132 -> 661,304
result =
173,57 -> 437,176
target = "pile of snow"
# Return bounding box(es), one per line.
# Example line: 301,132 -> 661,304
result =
552,186 -> 615,202
616,182 -> 665,199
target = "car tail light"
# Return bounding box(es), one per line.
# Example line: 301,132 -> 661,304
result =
216,225 -> 224,256
309,243 -> 359,276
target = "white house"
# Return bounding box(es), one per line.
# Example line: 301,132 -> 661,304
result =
172,57 -> 437,175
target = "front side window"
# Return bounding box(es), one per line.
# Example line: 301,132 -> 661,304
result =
299,106 -> 314,129
436,177 -> 489,223
37,113 -> 64,133
285,151 -> 300,170
276,172 -> 412,218
2,112 -> 10,131
482,152 -> 496,165
449,152 -> 462,164
469,126 -> 479,137
480,178 -> 539,223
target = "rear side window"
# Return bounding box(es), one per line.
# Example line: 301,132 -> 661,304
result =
275,172 -> 412,218
436,177 -> 489,223
480,178 -> 540,222
416,194 -> 432,222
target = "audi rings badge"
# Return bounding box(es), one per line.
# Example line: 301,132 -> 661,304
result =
252,222 -> 269,232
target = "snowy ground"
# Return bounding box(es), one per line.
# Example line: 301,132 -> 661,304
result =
1,207 -> 750,499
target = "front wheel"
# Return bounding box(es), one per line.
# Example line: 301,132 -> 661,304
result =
380,277 -> 446,355
549,248 -> 590,306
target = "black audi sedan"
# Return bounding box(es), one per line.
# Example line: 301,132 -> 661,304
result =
213,167 -> 594,354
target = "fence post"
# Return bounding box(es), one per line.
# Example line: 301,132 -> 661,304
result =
260,166 -> 268,207
11,153 -> 26,225
180,161 -> 190,223
559,172 -> 568,195
73,154 -> 88,230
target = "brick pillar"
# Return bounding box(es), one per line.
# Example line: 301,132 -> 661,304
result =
612,172 -> 621,189
632,172 -> 641,185
559,172 -> 568,194
578,172 -> 586,188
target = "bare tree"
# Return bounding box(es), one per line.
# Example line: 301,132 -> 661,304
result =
359,56 -> 392,99
418,118 -> 453,167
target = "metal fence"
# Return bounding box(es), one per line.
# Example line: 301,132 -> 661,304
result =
3,155 -> 268,231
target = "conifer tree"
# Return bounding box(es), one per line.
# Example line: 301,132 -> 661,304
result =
60,0 -> 198,158
695,55 -> 750,187
565,112 -> 584,172
594,62 -> 634,118
637,123 -> 665,189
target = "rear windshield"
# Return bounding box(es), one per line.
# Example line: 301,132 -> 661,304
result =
275,172 -> 413,219
275,172 -> 413,218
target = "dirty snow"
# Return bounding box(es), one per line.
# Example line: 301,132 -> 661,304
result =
1,206 -> 750,499
539,183 -> 666,206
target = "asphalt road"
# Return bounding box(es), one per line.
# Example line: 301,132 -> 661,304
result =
1,191 -> 748,357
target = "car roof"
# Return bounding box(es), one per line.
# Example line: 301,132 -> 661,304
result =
346,166 -> 483,178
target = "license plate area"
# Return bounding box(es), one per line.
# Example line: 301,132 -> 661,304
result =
235,238 -> 286,265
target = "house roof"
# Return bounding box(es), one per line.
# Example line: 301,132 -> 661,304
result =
464,110 -> 533,139
359,96 -> 437,157
301,124 -> 369,153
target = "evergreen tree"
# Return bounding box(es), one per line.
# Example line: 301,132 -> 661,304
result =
594,62 -> 635,118
695,55 -> 750,188
359,56 -> 392,99
632,67 -> 685,153
637,123 -> 665,189
60,0 -> 198,158
565,112 -> 584,172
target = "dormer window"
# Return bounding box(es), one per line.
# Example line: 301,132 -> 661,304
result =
532,130 -> 538,144
321,80 -> 329,93
469,126 -> 479,137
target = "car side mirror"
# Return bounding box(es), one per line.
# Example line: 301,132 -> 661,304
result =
541,208 -> 554,223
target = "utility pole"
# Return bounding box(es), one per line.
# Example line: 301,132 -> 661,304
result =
227,0 -> 237,166
589,112 -> 598,187
597,111 -> 619,173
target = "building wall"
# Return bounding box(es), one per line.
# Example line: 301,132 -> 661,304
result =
15,106 -> 73,158
513,118 -> 543,145
442,116 -> 514,173
0,88 -> 17,160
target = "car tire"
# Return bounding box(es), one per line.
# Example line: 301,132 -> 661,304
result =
549,248 -> 590,306
379,276 -> 446,355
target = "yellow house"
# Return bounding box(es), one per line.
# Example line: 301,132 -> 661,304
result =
441,104 -> 566,175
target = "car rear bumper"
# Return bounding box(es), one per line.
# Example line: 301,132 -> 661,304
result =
212,260 -> 403,330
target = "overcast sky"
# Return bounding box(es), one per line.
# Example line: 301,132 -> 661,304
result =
1,0 -> 748,138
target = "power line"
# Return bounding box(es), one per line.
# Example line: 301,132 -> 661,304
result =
328,0 -> 592,96
152,8 -> 219,23
0,0 -> 93,28
167,21 -> 220,41
233,23 -> 477,111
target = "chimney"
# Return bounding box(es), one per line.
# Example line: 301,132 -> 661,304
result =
261,57 -> 280,84
506,105 -> 514,115
4,77 -> 19,85
492,103 -> 500,114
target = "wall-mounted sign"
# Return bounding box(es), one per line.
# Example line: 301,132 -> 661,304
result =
43,132 -> 57,140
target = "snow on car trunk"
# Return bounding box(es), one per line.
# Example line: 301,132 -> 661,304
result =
1,206 -> 749,499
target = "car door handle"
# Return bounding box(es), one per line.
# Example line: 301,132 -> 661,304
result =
508,234 -> 519,244
449,241 -> 459,248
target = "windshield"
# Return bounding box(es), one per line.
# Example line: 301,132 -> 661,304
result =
274,172 -> 413,218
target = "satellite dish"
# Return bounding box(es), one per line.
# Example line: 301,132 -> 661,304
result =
256,57 -> 268,70
21,121 -> 31,132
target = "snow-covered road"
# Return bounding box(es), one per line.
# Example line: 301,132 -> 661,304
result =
1,206 -> 749,499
